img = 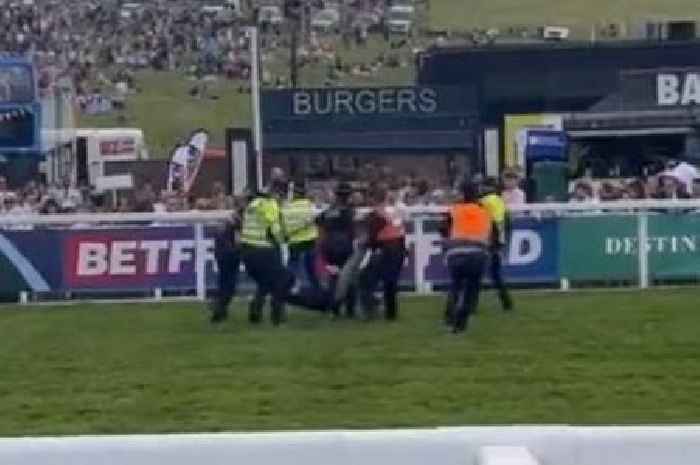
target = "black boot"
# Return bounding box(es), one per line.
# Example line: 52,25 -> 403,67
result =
271,300 -> 284,326
209,299 -> 228,324
248,298 -> 263,324
500,290 -> 513,311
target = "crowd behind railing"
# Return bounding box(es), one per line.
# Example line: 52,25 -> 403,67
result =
2,165 -> 700,221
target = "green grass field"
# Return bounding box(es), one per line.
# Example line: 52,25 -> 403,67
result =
429,0 -> 700,32
2,289 -> 700,436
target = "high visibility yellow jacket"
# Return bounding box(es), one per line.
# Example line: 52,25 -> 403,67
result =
240,197 -> 283,247
282,197 -> 318,245
480,193 -> 506,226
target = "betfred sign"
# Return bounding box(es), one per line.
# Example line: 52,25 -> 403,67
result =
63,229 -> 215,289
421,217 -> 559,285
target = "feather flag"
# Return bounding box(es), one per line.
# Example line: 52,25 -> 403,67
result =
166,129 -> 209,193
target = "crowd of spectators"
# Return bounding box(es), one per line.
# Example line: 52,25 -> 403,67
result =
568,162 -> 700,204
4,161 -> 700,221
2,0 -> 414,112
0,175 -> 240,219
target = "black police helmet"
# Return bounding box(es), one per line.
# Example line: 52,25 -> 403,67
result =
293,182 -> 306,197
481,176 -> 499,195
461,181 -> 480,202
335,182 -> 352,198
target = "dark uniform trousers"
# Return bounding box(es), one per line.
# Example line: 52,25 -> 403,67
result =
360,240 -> 405,320
214,244 -> 241,317
241,245 -> 291,325
289,239 -> 319,291
489,224 -> 513,311
241,245 -> 329,325
445,250 -> 487,332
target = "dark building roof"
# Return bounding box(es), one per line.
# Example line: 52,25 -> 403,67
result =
418,40 -> 700,123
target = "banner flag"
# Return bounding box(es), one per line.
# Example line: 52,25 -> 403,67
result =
166,129 -> 209,192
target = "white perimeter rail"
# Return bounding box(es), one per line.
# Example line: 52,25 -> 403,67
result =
2,426 -> 700,465
2,200 -> 700,300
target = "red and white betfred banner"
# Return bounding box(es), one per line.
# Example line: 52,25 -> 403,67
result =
167,129 -> 208,192
63,227 -> 216,290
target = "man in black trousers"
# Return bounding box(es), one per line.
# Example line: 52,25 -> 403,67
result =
210,211 -> 242,323
441,182 -> 493,333
359,187 -> 406,321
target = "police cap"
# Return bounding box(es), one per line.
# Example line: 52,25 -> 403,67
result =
335,182 -> 353,197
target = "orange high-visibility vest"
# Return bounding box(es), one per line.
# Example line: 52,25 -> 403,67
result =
449,203 -> 492,245
376,206 -> 406,241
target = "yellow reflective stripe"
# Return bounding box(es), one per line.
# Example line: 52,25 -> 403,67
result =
282,200 -> 317,244
241,199 -> 273,246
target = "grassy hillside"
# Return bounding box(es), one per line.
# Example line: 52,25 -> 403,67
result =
78,72 -> 253,158
429,0 -> 700,32
78,2 -> 700,155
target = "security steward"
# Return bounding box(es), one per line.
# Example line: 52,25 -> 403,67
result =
441,182 -> 492,333
282,182 -> 319,290
479,177 -> 513,311
317,182 -> 357,318
359,187 -> 406,321
209,210 -> 242,324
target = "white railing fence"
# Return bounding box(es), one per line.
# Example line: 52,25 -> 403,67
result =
1,200 -> 700,303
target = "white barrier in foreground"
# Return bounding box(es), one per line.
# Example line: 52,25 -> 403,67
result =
2,426 -> 700,465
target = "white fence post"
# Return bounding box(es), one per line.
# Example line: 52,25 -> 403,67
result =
638,212 -> 649,289
413,215 -> 426,294
194,223 -> 206,301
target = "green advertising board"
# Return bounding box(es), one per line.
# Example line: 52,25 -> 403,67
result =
559,215 -> 638,281
647,213 -> 700,280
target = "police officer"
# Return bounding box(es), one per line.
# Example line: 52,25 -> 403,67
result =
441,182 -> 492,333
239,181 -> 290,325
209,210 -> 242,324
317,182 -> 357,318
282,182 -> 319,290
360,187 -> 406,321
479,177 -> 514,311
241,182 -> 329,326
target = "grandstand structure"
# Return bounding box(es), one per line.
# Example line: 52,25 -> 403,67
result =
241,40 -> 700,184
